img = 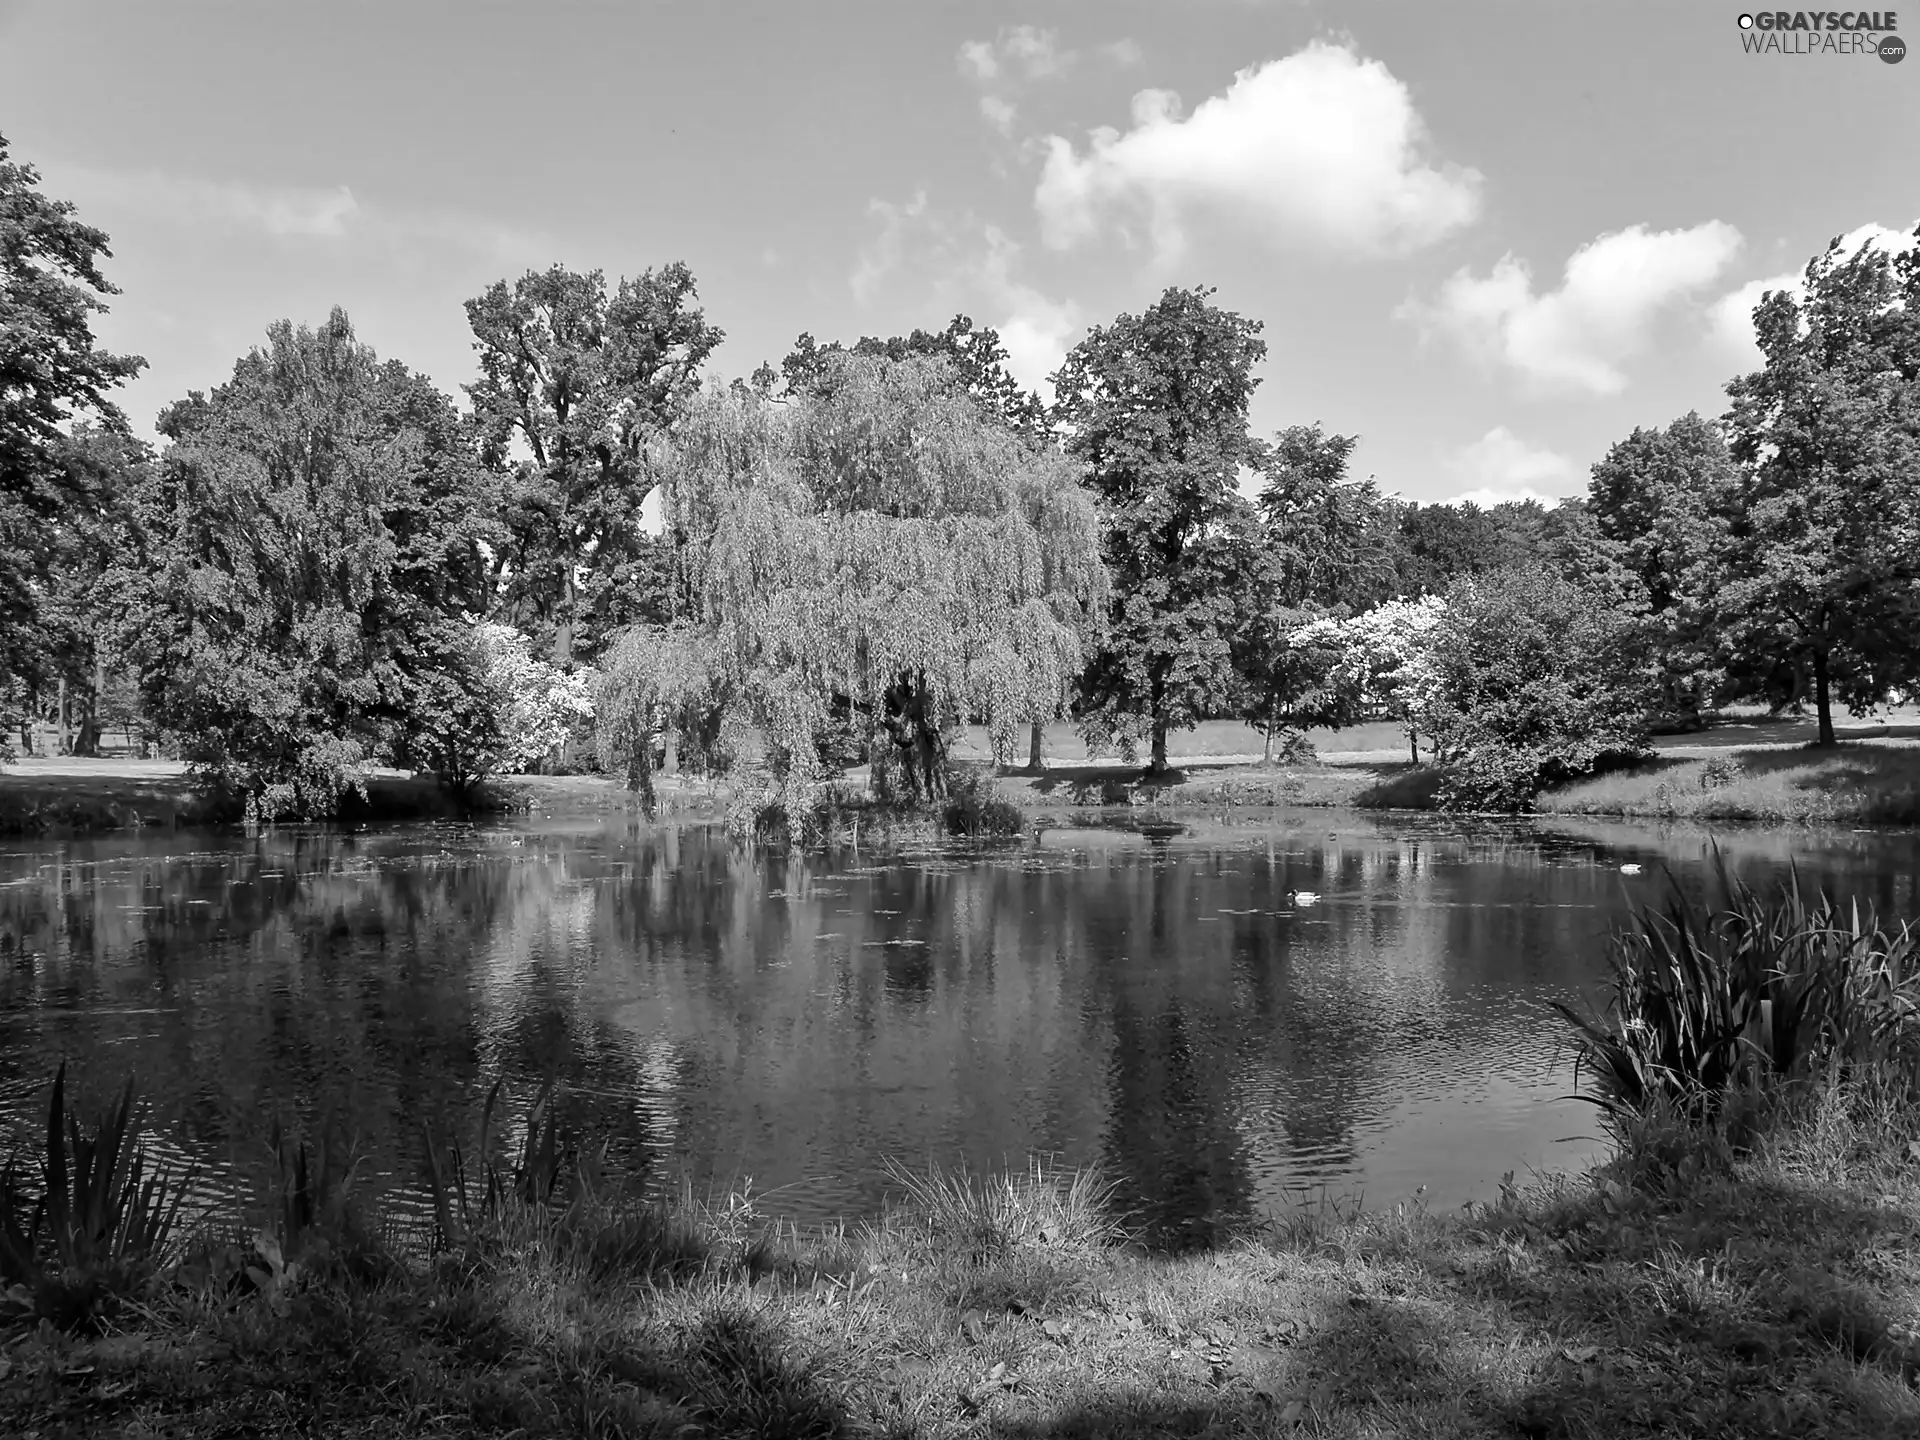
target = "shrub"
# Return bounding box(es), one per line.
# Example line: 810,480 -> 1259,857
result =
1430,566 -> 1656,812
942,767 -> 1025,838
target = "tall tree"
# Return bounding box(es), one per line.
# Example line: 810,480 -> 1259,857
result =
465,263 -> 723,666
34,425 -> 150,754
780,315 -> 1047,441
126,309 -> 504,813
0,132 -> 145,721
1720,233 -> 1920,746
652,352 -> 1107,818
1054,286 -> 1265,773
1585,413 -> 1741,728
1252,424 -> 1400,612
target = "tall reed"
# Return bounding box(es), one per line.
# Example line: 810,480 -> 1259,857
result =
0,1063 -> 193,1328
1554,858 -> 1920,1126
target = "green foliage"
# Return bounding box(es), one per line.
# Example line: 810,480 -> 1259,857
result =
1587,413 -> 1742,727
1719,232 -> 1920,744
123,309 -> 502,813
1430,566 -> 1655,811
941,766 -> 1025,838
594,622 -> 726,807
663,353 -> 1106,818
1390,499 -> 1546,597
0,134 -> 146,695
465,262 -> 724,666
0,1063 -> 192,1331
1554,862 -> 1920,1132
1056,286 -> 1266,772
780,313 -> 1048,442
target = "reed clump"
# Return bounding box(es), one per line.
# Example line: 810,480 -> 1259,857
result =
1553,857 -> 1920,1176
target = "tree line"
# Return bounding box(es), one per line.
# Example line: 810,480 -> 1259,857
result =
4,131 -> 1917,817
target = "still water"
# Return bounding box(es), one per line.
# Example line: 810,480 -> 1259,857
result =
4,813 -> 1918,1246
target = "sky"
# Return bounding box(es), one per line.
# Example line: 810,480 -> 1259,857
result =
3,0 -> 1917,507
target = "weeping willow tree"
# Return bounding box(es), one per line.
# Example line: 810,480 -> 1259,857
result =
594,622 -> 722,811
640,352 -> 1106,820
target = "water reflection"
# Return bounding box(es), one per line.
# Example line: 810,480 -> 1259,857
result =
4,814 -> 1917,1246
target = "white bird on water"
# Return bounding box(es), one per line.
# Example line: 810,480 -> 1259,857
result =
1619,863 -> 1642,875
1288,889 -> 1321,904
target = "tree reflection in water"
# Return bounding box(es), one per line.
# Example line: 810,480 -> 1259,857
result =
4,816 -> 1916,1242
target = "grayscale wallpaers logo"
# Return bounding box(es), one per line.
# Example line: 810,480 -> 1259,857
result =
1737,11 -> 1906,60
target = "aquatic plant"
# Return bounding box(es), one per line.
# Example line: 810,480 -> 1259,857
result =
422,1077 -> 570,1251
0,1063 -> 193,1330
1554,858 -> 1920,1127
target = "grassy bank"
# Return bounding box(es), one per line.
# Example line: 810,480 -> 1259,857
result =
1536,743 -> 1920,825
6,873 -> 1920,1438
2,1103 -> 1916,1438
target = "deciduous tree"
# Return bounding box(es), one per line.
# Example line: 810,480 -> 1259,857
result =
126,309 -> 503,812
1053,286 -> 1264,773
0,132 -> 145,722
658,352 -> 1107,820
465,263 -> 723,666
1719,233 -> 1920,746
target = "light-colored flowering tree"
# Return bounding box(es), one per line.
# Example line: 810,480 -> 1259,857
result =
1295,596 -> 1450,764
472,621 -> 596,773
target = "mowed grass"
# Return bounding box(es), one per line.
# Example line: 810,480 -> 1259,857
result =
4,1134 -> 1917,1439
1538,743 -> 1920,825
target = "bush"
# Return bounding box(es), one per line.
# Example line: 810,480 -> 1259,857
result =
1431,566 -> 1657,812
941,767 -> 1025,838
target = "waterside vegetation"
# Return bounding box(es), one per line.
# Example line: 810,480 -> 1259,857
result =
4,873 -> 1919,1438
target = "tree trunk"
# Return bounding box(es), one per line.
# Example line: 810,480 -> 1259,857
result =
56,678 -> 70,756
1027,721 -> 1044,772
1408,727 -> 1420,766
1813,649 -> 1835,747
1149,719 -> 1169,774
1262,724 -> 1273,767
662,728 -> 679,777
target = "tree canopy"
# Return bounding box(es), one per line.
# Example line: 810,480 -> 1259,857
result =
125,308 -> 502,812
465,262 -> 723,666
1054,285 -> 1266,772
0,132 -> 145,715
1718,233 -> 1920,745
650,351 -> 1107,818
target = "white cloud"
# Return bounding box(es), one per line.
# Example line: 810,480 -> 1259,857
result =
978,226 -> 1082,392
846,194 -> 1081,394
958,26 -> 1070,89
1708,219 -> 1919,361
958,39 -> 999,83
1102,38 -> 1144,68
61,165 -> 360,238
1033,41 -> 1481,261
1400,222 -> 1744,396
979,95 -> 1018,136
1443,426 -> 1577,505
1002,25 -> 1067,79
52,161 -> 549,264
849,189 -> 931,304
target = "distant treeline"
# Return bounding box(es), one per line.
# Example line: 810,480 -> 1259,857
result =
4,128 -> 1917,817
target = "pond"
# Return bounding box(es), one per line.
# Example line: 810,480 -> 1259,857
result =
4,812 -> 1919,1247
